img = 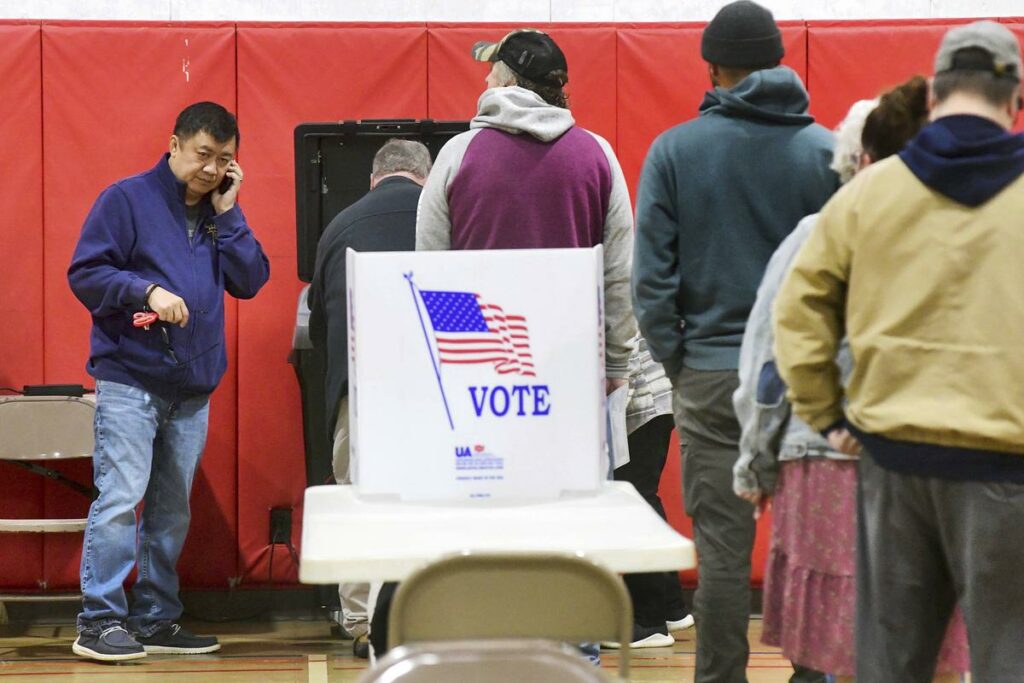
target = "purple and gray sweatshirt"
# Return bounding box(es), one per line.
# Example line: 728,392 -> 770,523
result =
416,86 -> 636,377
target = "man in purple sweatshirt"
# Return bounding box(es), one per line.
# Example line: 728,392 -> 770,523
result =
67,102 -> 269,662
416,29 -> 636,389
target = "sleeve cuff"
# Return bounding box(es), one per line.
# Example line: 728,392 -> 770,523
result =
819,417 -> 846,439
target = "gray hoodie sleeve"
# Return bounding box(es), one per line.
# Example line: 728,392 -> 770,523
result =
587,131 -> 638,379
733,214 -> 818,498
416,130 -> 482,251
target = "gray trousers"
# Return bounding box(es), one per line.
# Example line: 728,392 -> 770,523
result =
858,451 -> 1024,682
673,368 -> 756,683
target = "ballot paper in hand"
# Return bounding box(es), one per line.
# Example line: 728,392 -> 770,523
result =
606,383 -> 630,473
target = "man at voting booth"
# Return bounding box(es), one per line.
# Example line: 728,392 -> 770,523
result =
308,138 -> 432,657
67,102 -> 269,662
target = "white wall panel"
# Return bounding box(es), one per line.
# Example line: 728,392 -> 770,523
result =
0,0 -> 169,20
764,0 -> 933,20
170,0 -> 428,21
0,0 -> 1020,22
551,0 -> 614,22
425,0 -> 550,22
930,0 -> 1024,18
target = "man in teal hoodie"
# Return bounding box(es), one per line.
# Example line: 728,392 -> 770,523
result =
632,2 -> 837,681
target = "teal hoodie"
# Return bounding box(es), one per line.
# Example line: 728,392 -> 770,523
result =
633,66 -> 838,375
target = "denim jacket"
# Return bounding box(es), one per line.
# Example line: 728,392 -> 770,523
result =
732,214 -> 855,498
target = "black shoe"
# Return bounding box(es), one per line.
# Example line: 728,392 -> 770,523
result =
353,633 -> 370,659
73,624 -> 147,662
135,623 -> 220,654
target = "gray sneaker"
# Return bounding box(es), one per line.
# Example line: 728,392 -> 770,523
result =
135,623 -> 220,654
73,624 -> 147,662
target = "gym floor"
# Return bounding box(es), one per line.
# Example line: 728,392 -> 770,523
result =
0,618 -> 795,682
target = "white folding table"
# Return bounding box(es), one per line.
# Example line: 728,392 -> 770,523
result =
299,481 -> 695,583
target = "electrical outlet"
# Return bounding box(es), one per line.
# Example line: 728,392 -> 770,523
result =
269,507 -> 292,545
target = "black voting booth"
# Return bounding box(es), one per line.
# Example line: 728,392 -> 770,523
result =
290,119 -> 469,488
289,121 -> 469,609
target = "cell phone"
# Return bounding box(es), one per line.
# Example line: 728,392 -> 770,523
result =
218,174 -> 234,194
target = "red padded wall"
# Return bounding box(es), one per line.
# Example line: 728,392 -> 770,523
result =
427,24 -> 618,147
6,18 -> 1015,594
235,24 -> 427,583
806,20 -> 971,130
40,22 -> 239,588
0,23 -> 45,589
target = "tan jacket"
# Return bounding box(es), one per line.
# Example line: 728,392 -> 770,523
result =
773,156 -> 1024,455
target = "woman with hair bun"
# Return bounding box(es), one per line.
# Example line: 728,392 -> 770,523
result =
732,75 -> 968,682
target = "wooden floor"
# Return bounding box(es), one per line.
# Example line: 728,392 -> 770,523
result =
0,618 -> 797,682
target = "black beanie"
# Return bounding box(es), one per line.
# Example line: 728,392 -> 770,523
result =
701,0 -> 784,68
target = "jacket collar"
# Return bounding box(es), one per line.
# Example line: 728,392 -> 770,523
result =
154,152 -> 213,213
373,175 -> 421,190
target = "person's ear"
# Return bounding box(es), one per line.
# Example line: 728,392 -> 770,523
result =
169,135 -> 180,156
708,63 -> 720,88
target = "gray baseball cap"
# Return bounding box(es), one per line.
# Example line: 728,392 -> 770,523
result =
934,20 -> 1022,81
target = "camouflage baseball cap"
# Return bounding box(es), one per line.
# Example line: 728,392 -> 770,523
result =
471,29 -> 568,86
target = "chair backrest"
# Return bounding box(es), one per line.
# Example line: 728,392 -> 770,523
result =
360,638 -> 613,683
388,552 -> 632,677
0,395 -> 95,461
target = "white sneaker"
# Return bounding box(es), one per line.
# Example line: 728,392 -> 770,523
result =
600,625 -> 675,649
666,614 -> 695,632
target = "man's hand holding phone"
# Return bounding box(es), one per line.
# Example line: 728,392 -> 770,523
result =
148,286 -> 189,327
212,160 -> 243,215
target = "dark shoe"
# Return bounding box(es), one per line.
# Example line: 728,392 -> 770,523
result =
353,632 -> 370,659
600,624 -> 674,649
73,624 -> 147,662
135,623 -> 220,654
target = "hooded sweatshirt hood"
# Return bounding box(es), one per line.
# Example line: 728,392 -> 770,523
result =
471,86 -> 575,142
700,65 -> 814,125
899,114 -> 1024,207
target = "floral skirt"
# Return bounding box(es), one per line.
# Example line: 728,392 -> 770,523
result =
760,458 -> 969,676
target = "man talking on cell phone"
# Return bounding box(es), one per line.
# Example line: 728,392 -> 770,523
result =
67,101 -> 269,662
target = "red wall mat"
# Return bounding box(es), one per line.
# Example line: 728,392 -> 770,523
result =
427,25 -> 618,148
235,26 -> 427,583
806,20 -> 973,130
40,23 -> 240,589
0,23 -> 45,589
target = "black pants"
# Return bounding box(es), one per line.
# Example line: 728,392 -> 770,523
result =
615,414 -> 688,627
369,581 -> 398,657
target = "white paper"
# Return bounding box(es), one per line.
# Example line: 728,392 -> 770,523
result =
606,384 -> 630,472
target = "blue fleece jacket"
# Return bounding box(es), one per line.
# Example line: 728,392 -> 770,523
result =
68,154 -> 270,399
633,66 -> 838,375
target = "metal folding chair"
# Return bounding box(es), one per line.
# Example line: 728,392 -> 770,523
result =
360,638 -> 613,682
387,552 -> 633,678
0,394 -> 96,622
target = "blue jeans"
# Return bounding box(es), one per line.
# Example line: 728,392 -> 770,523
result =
77,380 -> 210,635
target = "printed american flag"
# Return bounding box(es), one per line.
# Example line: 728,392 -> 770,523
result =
419,289 -> 536,377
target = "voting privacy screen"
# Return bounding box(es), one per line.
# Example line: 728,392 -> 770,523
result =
347,247 -> 607,501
